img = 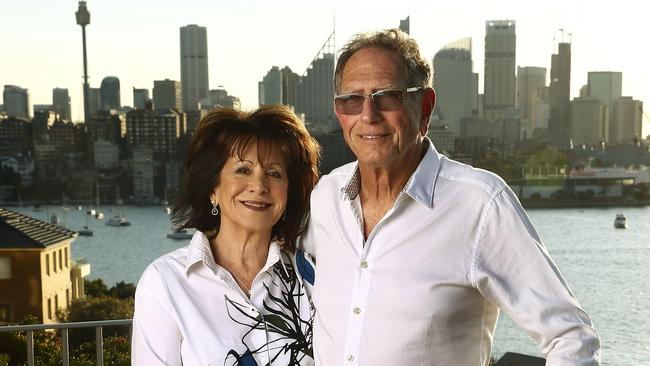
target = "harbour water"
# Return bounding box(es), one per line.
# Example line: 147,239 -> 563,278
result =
10,205 -> 650,364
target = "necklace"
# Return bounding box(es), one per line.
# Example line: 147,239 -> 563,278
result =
230,271 -> 251,295
220,263 -> 252,295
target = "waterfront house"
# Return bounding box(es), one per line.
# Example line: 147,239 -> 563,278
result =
0,208 -> 90,325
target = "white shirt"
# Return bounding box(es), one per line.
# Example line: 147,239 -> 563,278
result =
132,231 -> 315,366
302,139 -> 601,366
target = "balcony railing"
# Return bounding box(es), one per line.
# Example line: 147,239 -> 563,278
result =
0,319 -> 132,366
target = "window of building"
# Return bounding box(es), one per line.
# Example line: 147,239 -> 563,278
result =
46,254 -> 50,275
0,304 -> 11,323
47,298 -> 52,319
54,295 -> 59,318
58,250 -> 63,271
66,289 -> 70,306
0,257 -> 11,280
64,247 -> 69,268
53,252 -> 57,273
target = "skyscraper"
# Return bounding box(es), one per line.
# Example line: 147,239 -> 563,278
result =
153,79 -> 182,111
587,71 -> 622,142
433,37 -> 474,136
100,76 -> 121,110
88,88 -> 102,118
517,66 -> 547,130
259,66 -> 282,106
484,20 -> 516,124
399,16 -> 410,35
3,85 -> 30,119
549,42 -> 571,146
52,88 -> 72,121
297,31 -> 336,132
180,25 -> 209,111
133,88 -> 149,109
612,97 -> 643,144
281,66 -> 300,108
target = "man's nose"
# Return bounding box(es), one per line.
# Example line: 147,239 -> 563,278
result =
360,95 -> 381,124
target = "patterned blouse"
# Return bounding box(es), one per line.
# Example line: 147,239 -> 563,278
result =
132,231 -> 315,366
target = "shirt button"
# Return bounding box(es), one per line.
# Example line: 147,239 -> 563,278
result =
353,307 -> 361,315
346,354 -> 355,362
360,261 -> 368,269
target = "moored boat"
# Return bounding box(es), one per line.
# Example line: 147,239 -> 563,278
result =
614,213 -> 627,229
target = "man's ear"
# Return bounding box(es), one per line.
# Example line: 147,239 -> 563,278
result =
420,88 -> 436,135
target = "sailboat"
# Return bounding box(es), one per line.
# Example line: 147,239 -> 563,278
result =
78,212 -> 93,236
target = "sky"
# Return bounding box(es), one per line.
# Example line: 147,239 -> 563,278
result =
2,0 -> 649,135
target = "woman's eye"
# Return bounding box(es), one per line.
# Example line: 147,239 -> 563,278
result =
267,171 -> 282,179
235,167 -> 250,174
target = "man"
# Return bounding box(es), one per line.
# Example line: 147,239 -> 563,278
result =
301,29 -> 600,365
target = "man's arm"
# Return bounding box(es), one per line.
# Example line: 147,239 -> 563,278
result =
473,186 -> 601,365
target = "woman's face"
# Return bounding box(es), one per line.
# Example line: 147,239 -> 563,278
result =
211,142 -> 289,237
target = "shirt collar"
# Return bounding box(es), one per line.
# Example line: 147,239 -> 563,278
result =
339,137 -> 441,209
185,230 -> 289,277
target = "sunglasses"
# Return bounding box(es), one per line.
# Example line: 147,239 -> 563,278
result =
334,86 -> 422,115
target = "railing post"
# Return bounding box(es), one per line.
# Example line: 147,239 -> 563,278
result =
26,330 -> 34,366
95,326 -> 104,366
61,328 -> 70,366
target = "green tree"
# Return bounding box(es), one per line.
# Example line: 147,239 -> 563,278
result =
84,278 -> 109,297
58,296 -> 133,350
109,281 -> 136,300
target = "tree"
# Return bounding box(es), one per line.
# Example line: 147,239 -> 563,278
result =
58,296 -> 133,350
84,278 -> 109,297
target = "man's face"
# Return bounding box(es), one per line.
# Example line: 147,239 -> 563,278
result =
335,47 -> 426,170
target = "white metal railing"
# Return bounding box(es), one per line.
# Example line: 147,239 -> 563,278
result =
0,319 -> 132,366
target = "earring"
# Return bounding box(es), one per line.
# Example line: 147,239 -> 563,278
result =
282,212 -> 287,222
211,201 -> 219,216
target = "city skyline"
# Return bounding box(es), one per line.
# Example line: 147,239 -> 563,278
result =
2,0 -> 648,135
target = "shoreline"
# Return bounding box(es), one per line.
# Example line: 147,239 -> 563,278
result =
521,199 -> 650,209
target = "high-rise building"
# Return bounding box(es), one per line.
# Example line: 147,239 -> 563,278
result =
297,32 -> 336,132
153,79 -> 182,111
88,88 -> 102,118
399,16 -> 410,35
433,37 -> 475,136
549,42 -> 571,146
126,109 -> 182,161
587,71 -> 622,141
611,97 -> 643,144
570,96 -> 609,146
517,66 -> 547,130
281,66 -> 301,108
133,88 -> 150,109
180,25 -> 209,111
52,88 -> 72,121
258,66 -> 300,109
484,20 -> 516,123
3,85 -> 30,119
199,88 -> 240,111
100,76 -> 121,110
259,66 -> 282,106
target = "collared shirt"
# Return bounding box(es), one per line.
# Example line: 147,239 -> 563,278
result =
302,139 -> 601,366
132,231 -> 315,366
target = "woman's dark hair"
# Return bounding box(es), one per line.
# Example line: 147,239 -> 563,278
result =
171,104 -> 320,251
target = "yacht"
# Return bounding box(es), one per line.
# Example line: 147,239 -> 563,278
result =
106,215 -> 131,227
166,228 -> 194,240
95,211 -> 104,220
78,226 -> 93,236
614,213 -> 628,229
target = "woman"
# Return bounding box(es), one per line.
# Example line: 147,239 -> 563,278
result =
132,105 -> 320,366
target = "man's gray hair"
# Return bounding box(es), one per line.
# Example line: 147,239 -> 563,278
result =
334,28 -> 431,94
